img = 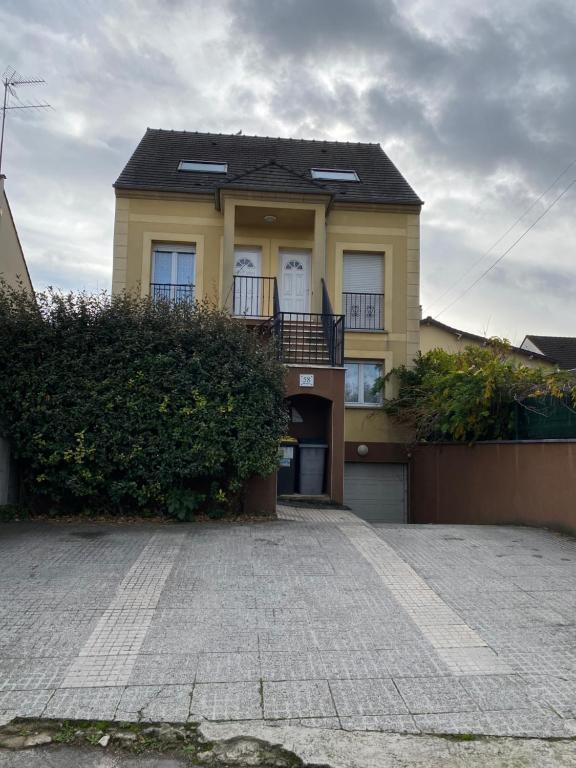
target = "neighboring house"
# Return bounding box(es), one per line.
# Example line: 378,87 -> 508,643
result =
113,129 -> 422,521
0,175 -> 33,292
0,174 -> 33,507
520,335 -> 576,371
421,317 -> 555,369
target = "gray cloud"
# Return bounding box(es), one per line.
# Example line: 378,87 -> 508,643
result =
231,0 -> 395,56
231,0 -> 576,181
491,261 -> 576,305
1,0 -> 575,337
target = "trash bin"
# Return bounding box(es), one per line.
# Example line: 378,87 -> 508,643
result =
277,437 -> 298,495
298,441 -> 327,495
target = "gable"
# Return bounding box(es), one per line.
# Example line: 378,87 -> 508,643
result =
522,335 -> 576,370
218,159 -> 330,199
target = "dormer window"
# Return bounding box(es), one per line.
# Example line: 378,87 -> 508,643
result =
178,160 -> 228,173
310,168 -> 359,181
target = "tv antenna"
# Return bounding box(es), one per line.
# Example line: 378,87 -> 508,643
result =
1,66 -> 51,175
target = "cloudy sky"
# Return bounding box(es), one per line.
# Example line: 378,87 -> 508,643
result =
1,0 -> 575,342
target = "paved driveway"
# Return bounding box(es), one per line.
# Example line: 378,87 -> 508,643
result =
0,506 -> 575,738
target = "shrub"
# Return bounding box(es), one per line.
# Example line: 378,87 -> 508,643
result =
380,341 -> 576,442
0,284 -> 287,518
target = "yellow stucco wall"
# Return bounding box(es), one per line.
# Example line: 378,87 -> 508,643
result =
0,187 -> 32,292
113,192 -> 420,445
420,323 -> 555,370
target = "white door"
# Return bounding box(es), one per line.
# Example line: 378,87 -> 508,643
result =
234,247 -> 261,316
280,250 -> 310,314
344,463 -> 407,523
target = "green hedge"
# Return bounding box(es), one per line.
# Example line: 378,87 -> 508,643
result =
0,285 -> 287,519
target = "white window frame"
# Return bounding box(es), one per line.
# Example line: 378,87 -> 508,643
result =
151,244 -> 196,302
345,360 -> 383,407
311,168 -> 360,182
178,160 -> 228,173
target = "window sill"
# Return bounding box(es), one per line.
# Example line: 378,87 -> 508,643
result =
345,403 -> 382,409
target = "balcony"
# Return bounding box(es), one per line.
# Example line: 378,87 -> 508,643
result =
151,283 -> 194,303
272,312 -> 344,367
342,292 -> 384,331
232,275 -> 276,318
232,275 -> 344,367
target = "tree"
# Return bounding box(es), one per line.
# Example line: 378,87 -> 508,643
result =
380,341 -> 576,443
0,284 -> 287,518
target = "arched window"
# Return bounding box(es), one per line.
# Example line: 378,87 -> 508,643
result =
236,257 -> 255,271
285,259 -> 304,271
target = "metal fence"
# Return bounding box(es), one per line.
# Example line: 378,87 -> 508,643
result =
233,276 -> 276,317
273,312 -> 344,366
342,292 -> 384,330
150,283 -> 195,303
515,396 -> 576,439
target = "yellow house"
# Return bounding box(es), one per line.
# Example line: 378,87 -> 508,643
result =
113,130 -> 422,521
0,173 -> 33,507
0,175 -> 33,293
420,317 -> 555,369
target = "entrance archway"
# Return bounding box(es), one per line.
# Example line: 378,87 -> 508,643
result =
279,394 -> 331,496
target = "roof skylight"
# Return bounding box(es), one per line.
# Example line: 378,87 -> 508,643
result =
178,160 -> 228,173
310,168 -> 359,181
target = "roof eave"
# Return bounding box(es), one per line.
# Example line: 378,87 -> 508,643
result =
113,185 -> 214,202
335,195 -> 424,206
421,317 -> 555,364
215,185 -> 334,211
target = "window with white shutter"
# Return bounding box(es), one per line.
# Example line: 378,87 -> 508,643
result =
342,252 -> 385,330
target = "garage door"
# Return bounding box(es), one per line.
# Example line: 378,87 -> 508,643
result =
344,462 -> 407,523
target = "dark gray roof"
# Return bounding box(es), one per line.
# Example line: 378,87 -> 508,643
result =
422,317 -> 555,364
114,129 -> 422,206
522,335 -> 576,370
221,159 -> 329,195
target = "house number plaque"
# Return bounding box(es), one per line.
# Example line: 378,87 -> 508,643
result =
299,374 -> 314,388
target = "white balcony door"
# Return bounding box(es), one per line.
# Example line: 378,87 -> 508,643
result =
152,245 -> 195,302
234,247 -> 261,316
280,250 -> 310,314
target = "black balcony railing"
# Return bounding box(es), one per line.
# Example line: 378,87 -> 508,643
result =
246,277 -> 344,366
322,279 -> 344,366
151,283 -> 195,303
274,312 -> 344,366
273,277 -> 280,316
233,275 -> 276,317
342,292 -> 384,330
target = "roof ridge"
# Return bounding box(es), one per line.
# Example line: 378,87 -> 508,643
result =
423,317 -> 553,361
527,334 -> 576,341
145,127 -> 380,146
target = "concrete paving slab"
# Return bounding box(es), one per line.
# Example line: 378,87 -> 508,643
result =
0,511 -> 575,738
195,652 -> 260,683
116,685 -> 192,722
263,680 -> 335,719
190,681 -> 262,720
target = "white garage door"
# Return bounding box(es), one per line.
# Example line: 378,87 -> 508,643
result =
344,462 -> 407,523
